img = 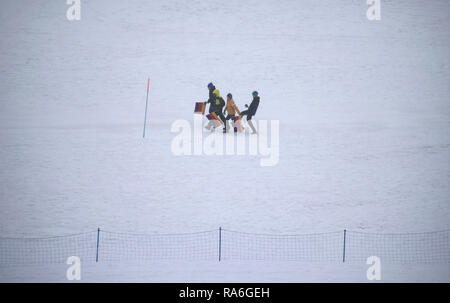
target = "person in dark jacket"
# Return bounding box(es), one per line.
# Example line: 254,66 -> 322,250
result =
239,91 -> 260,134
205,82 -> 217,130
205,83 -> 227,132
207,82 -> 216,107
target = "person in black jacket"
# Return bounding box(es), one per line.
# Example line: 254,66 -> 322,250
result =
240,91 -> 260,134
207,82 -> 216,107
205,83 -> 227,132
205,82 -> 217,130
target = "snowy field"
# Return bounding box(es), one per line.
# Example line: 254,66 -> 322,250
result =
2,262 -> 449,283
0,0 -> 449,282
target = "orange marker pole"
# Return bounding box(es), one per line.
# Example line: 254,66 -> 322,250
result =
143,78 -> 150,138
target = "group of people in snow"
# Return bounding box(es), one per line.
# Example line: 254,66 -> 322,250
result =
204,82 -> 260,134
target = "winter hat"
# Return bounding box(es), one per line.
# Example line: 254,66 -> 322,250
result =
227,93 -> 232,98
252,91 -> 258,97
207,82 -> 214,89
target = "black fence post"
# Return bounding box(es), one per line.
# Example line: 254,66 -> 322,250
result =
342,229 -> 347,263
219,227 -> 222,262
96,227 -> 100,262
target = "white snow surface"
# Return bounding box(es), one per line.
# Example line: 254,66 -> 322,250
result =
0,0 -> 449,282
1,262 -> 450,283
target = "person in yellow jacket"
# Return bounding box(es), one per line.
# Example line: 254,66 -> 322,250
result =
223,93 -> 241,133
205,88 -> 227,132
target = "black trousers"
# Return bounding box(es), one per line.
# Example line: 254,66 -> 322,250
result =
225,114 -> 236,121
212,111 -> 227,127
240,110 -> 254,121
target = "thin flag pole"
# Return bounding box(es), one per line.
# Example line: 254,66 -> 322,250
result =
143,78 -> 150,138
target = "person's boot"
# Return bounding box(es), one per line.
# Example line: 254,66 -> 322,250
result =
231,118 -> 237,133
223,121 -> 231,133
248,120 -> 257,134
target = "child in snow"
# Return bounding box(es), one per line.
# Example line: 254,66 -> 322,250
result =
223,93 -> 241,133
239,91 -> 260,134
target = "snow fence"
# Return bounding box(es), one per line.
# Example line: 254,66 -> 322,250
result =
0,228 -> 449,265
